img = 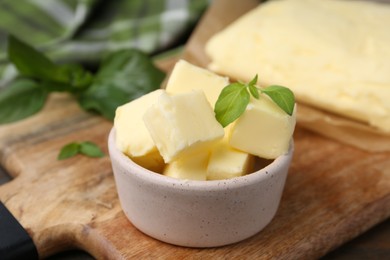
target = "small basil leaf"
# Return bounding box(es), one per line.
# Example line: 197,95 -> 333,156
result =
248,84 -> 259,99
261,85 -> 295,115
214,83 -> 250,127
79,141 -> 104,158
78,49 -> 166,120
8,35 -> 59,81
58,142 -> 80,160
248,74 -> 258,86
7,35 -> 91,90
0,79 -> 48,124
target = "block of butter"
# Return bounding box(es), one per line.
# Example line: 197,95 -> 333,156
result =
164,152 -> 209,181
114,89 -> 165,173
205,0 -> 390,133
228,94 -> 296,159
165,59 -> 229,106
143,90 -> 224,163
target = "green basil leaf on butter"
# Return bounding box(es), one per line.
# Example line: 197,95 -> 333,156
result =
80,141 -> 105,158
0,79 -> 48,124
261,85 -> 295,116
248,84 -> 259,99
78,49 -> 166,120
248,74 -> 258,86
214,82 -> 250,127
248,75 -> 260,99
214,75 -> 296,127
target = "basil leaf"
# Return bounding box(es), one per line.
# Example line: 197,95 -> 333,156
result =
8,35 -> 60,81
78,49 -> 166,120
261,85 -> 295,115
58,142 -> 80,160
58,141 -> 104,160
248,74 -> 258,86
248,84 -> 259,99
214,83 -> 250,127
247,74 -> 259,98
8,35 -> 92,91
0,79 -> 48,124
80,141 -> 105,158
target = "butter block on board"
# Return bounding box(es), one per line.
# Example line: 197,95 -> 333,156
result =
165,59 -> 229,107
143,90 -> 224,163
164,152 -> 209,181
228,94 -> 296,159
205,0 -> 390,132
207,134 -> 254,180
114,89 -> 165,173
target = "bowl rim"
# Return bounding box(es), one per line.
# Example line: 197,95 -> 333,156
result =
108,127 -> 294,191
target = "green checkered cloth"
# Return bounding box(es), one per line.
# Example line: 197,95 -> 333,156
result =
0,0 -> 210,88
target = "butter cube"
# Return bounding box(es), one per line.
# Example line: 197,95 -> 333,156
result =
164,152 -> 210,181
143,90 -> 224,163
207,136 -> 254,180
228,94 -> 296,159
114,89 -> 165,172
165,59 -> 229,107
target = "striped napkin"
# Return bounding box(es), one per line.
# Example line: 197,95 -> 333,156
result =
0,0 -> 210,87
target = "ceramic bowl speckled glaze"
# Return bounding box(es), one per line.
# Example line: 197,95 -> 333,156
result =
108,128 -> 294,247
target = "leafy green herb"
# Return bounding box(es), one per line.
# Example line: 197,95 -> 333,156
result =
1,35 -> 166,124
8,35 -> 60,81
0,79 -> 48,124
214,83 -> 249,128
79,141 -> 105,158
261,85 -> 295,116
214,75 -> 295,127
3,35 -> 166,160
58,141 -> 104,160
58,142 -> 81,160
78,50 -> 165,120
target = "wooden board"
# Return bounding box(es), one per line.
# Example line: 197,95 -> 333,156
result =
0,0 -> 389,259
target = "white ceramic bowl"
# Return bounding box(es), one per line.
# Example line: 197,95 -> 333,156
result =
108,128 -> 294,247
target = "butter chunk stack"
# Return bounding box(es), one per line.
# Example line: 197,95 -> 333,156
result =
164,60 -> 254,180
114,60 -> 296,181
205,0 -> 390,133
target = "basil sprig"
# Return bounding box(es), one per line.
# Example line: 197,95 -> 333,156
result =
58,141 -> 105,160
214,75 -> 295,127
0,35 -> 166,124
